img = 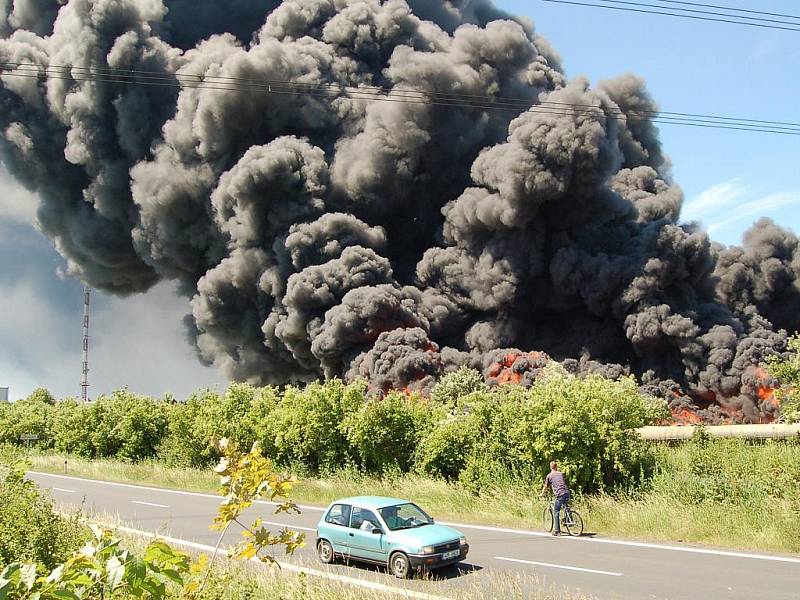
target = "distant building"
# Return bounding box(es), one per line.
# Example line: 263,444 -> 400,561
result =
0,387 -> 8,402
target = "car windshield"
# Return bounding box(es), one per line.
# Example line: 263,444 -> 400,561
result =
379,503 -> 433,531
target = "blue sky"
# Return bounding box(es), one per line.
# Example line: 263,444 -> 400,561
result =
1,1 -> 797,400
498,0 -> 800,245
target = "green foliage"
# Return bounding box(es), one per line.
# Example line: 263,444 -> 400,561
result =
344,393 -> 441,472
0,453 -> 85,570
431,367 -> 486,407
0,442 -> 307,599
2,369 -> 666,492
766,334 -> 800,423
55,391 -> 169,461
0,396 -> 55,447
649,437 -> 800,508
26,388 -> 56,405
159,385 -> 279,468
266,380 -> 364,472
414,412 -> 484,480
211,439 -> 304,565
0,525 -> 195,599
454,369 -> 659,494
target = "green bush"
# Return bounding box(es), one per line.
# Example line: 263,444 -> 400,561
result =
2,366 -> 669,492
344,392 -> 442,473
51,399 -> 94,457
160,384 -> 280,468
415,412 -> 485,480
0,453 -> 85,570
455,368 -> 662,493
431,367 -> 486,407
0,391 -> 56,448
80,391 -> 169,460
266,380 -> 364,472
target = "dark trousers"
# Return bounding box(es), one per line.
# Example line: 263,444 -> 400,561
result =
554,492 -> 571,533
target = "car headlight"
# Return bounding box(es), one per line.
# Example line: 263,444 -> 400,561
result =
421,546 -> 436,554
459,537 -> 467,546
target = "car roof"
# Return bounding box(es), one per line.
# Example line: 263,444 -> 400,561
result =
331,496 -> 412,510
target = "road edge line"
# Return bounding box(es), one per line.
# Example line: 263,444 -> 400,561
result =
107,523 -> 449,600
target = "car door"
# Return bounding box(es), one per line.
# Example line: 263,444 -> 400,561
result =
323,503 -> 352,555
348,506 -> 387,562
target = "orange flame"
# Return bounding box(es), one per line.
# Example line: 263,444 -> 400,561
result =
754,367 -> 779,409
486,351 -> 549,386
671,406 -> 702,425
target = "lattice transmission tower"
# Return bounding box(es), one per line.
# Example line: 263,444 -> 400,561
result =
81,286 -> 91,402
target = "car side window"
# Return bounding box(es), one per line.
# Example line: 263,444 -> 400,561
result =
325,504 -> 352,527
350,507 -> 381,531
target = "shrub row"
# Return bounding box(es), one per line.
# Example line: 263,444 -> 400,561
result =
0,366 -> 668,493
0,447 -> 86,570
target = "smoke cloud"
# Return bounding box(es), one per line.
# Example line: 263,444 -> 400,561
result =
0,0 -> 795,422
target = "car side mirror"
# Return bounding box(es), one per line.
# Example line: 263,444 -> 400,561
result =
371,528 -> 383,535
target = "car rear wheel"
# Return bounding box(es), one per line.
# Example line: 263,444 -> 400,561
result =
389,551 -> 412,579
317,539 -> 335,564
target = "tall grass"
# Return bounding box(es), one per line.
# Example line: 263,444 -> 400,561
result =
27,437 -> 800,555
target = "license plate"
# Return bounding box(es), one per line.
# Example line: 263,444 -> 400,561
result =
442,549 -> 460,560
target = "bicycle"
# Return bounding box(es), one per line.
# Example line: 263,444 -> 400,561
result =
542,500 -> 584,536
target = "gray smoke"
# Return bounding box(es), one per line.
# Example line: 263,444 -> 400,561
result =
0,0 -> 795,422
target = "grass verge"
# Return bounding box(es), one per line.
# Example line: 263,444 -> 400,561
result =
26,439 -> 800,556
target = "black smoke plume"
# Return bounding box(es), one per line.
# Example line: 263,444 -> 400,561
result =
0,0 -> 796,422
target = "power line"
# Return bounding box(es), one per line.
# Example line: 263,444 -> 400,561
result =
6,60 -> 800,130
540,0 -> 800,32
42,62 -> 800,129
591,0 -> 800,26
649,0 -> 800,21
1,61 -> 799,136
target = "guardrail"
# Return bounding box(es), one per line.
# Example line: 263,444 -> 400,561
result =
636,424 -> 800,441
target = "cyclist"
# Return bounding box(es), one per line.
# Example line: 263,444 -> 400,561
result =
541,461 -> 571,536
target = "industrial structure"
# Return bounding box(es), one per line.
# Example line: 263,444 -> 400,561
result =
637,424 -> 800,441
81,286 -> 90,402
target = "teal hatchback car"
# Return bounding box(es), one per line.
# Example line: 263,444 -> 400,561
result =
316,496 -> 469,578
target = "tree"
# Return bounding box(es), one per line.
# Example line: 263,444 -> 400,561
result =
431,367 -> 486,407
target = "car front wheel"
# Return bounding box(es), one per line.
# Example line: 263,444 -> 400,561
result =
317,539 -> 335,564
389,551 -> 411,578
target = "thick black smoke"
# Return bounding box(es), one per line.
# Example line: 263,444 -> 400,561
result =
0,0 -> 796,422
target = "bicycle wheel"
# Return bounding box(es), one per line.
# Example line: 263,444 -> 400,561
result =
542,506 -> 554,533
563,508 -> 584,537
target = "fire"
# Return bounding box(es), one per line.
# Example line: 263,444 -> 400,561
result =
671,406 -> 702,425
486,351 -> 550,386
754,367 -> 779,409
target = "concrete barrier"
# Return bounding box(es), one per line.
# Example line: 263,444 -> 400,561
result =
636,424 -> 800,441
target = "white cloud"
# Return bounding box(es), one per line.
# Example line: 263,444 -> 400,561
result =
707,190 -> 800,234
0,168 -> 38,225
683,179 -> 800,245
682,178 -> 748,222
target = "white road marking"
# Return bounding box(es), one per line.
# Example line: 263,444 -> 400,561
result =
131,500 -> 169,508
28,471 -> 323,511
30,472 -> 800,565
494,556 -> 622,577
52,487 -> 76,493
109,523 -> 447,600
260,520 -> 316,532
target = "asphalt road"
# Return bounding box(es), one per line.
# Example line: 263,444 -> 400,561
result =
29,472 -> 800,600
